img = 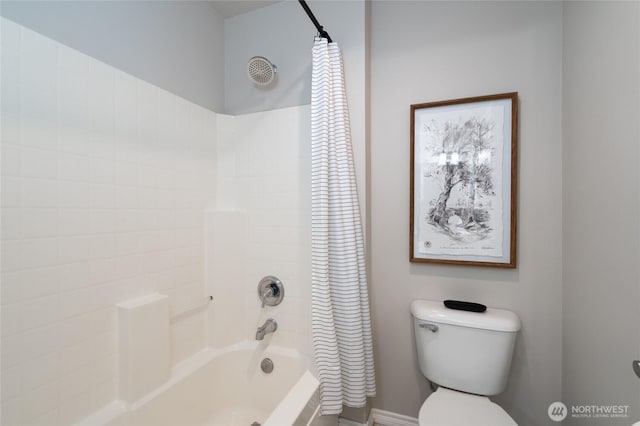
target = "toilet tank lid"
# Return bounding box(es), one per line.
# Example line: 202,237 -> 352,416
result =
411,299 -> 521,332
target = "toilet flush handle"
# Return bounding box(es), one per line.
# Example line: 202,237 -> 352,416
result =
419,322 -> 439,332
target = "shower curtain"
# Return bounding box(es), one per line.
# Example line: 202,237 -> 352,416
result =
310,37 -> 376,415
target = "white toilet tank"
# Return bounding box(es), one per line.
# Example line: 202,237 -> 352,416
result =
411,299 -> 521,396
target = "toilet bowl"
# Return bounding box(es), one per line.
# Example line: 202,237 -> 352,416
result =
419,387 -> 517,426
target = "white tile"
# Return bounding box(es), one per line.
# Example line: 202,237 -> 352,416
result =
1,240 -> 22,272
58,45 -> 90,156
89,61 -> 115,160
137,82 -> 158,165
1,271 -> 23,305
58,339 -> 93,388
173,167 -> 199,190
92,280 -> 125,310
139,250 -> 174,275
1,176 -> 22,207
157,89 -> 175,141
21,266 -> 59,300
136,209 -> 168,231
174,246 -> 196,267
154,189 -> 175,210
1,207 -> 22,240
175,228 -> 199,248
90,209 -> 116,234
58,236 -> 91,264
20,294 -> 58,332
58,288 -> 91,320
21,208 -> 58,239
20,27 -> 58,150
87,308 -> 116,335
90,184 -> 116,209
172,264 -> 194,288
115,185 -> 138,209
2,143 -> 21,176
175,209 -> 201,229
115,255 -> 141,279
54,387 -> 91,426
1,395 -> 25,426
56,261 -> 90,293
22,178 -> 57,208
2,365 -> 23,401
87,234 -> 116,259
2,333 -> 24,369
7,323 -> 60,371
57,181 -> 90,208
114,72 -> 138,162
58,127 -> 89,156
89,157 -> 115,184
57,209 -> 91,237
91,130 -> 117,163
21,351 -> 58,391
149,269 -> 176,293
1,301 -> 23,336
137,164 -> 158,188
138,187 -> 163,209
20,381 -> 59,424
58,152 -> 89,181
138,230 -> 173,252
156,168 -> 176,189
53,314 -> 92,349
89,331 -> 116,361
173,189 -> 196,210
115,210 -> 139,233
89,258 -> 118,285
115,161 -> 137,186
20,146 -> 57,179
1,20 -> 21,148
20,238 -> 58,269
115,233 -> 140,256
91,354 -> 116,390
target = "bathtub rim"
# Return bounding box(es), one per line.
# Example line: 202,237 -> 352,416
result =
73,341 -> 316,426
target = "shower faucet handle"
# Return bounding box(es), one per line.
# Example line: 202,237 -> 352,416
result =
261,286 -> 274,308
258,276 -> 284,308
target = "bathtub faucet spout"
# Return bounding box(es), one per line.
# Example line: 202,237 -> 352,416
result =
255,318 -> 277,340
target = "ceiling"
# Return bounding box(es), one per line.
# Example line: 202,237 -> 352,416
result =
208,0 -> 283,18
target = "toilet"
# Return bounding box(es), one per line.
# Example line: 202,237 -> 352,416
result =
411,299 -> 521,426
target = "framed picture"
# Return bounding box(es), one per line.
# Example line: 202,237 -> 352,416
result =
410,92 -> 518,268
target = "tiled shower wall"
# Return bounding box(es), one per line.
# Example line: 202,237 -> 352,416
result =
208,106 -> 313,355
1,18 -> 216,425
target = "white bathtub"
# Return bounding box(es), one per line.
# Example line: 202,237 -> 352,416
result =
77,342 -> 325,426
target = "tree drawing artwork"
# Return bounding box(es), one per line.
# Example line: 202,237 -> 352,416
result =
422,117 -> 497,242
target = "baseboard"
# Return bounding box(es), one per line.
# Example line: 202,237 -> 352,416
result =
369,408 -> 419,426
338,418 -> 368,426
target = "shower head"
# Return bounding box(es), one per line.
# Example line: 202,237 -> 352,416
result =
247,56 -> 277,86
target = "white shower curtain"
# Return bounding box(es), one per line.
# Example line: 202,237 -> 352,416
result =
310,37 -> 376,415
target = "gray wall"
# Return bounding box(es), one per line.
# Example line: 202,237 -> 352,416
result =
562,2 -> 640,424
0,1 -> 226,112
223,0 -> 367,114
370,2 -> 564,425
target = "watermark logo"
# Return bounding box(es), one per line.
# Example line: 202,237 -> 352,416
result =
548,402 -> 568,422
548,402 -> 630,422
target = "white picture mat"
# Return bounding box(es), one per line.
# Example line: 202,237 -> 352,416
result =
412,97 -> 513,264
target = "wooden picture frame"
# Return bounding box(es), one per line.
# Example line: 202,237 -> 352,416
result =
410,92 -> 518,268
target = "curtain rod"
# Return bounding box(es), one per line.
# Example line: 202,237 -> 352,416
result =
298,0 -> 333,43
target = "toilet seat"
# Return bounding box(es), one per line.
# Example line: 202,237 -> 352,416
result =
419,387 -> 517,426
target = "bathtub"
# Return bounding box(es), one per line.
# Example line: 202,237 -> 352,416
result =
77,342 -> 325,426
